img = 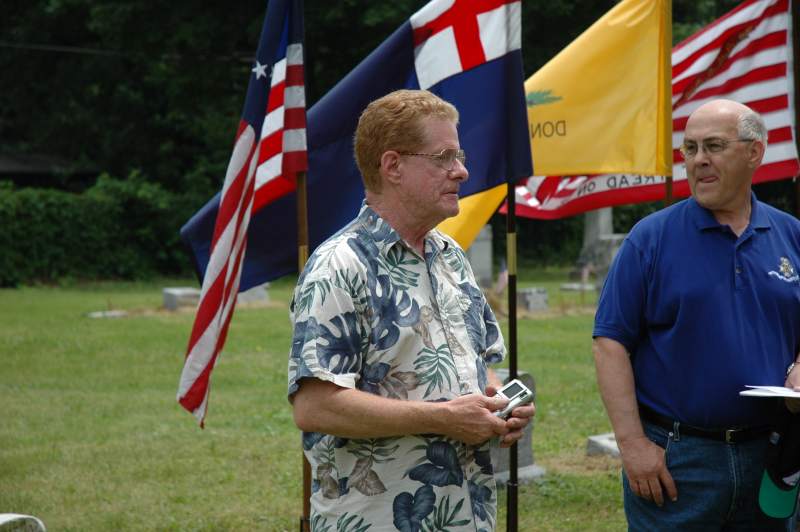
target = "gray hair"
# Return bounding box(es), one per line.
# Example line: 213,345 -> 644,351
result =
737,109 -> 768,148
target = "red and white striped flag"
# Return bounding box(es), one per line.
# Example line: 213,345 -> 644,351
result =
178,0 -> 307,425
514,0 -> 798,220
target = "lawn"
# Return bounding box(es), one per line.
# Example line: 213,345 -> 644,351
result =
0,271 -> 625,531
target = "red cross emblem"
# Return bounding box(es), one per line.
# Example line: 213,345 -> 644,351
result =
412,0 -> 515,71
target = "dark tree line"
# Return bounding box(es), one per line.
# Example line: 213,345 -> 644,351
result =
0,0 -> 771,279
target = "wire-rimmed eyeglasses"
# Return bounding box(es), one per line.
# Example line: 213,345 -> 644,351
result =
679,137 -> 754,159
398,148 -> 466,171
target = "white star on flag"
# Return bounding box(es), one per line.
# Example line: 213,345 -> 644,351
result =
251,61 -> 268,79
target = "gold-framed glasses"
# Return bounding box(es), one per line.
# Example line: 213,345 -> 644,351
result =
399,148 -> 466,171
679,138 -> 754,159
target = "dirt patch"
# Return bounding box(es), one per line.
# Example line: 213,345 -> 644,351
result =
87,299 -> 287,319
539,450 -> 620,476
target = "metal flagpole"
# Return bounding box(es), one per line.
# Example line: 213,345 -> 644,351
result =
297,2 -> 311,527
297,171 -> 311,532
664,175 -> 674,206
505,180 -> 519,532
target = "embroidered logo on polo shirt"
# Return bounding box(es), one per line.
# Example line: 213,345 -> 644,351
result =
768,257 -> 799,283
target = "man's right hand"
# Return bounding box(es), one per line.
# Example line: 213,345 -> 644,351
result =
618,435 -> 678,507
441,393 -> 509,445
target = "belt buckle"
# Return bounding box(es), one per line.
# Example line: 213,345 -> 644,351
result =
725,429 -> 738,443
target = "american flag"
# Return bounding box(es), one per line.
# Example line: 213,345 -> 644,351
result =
178,0 -> 307,425
514,0 -> 798,220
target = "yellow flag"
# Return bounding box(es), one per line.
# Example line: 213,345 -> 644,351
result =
527,0 -> 672,176
440,0 -> 672,248
438,184 -> 507,249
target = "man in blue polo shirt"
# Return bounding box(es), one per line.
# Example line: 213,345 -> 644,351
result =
593,98 -> 800,530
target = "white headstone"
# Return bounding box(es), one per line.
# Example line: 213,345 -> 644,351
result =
490,369 -> 545,485
586,432 -> 620,457
465,225 -> 493,288
238,283 -> 270,304
517,287 -> 548,311
163,287 -> 201,311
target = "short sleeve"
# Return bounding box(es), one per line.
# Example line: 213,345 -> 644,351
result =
592,236 -> 648,354
481,300 -> 506,365
287,253 -> 367,398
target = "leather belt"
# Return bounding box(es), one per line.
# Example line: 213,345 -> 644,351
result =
638,403 -> 770,444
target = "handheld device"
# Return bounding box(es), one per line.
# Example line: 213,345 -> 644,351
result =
493,379 -> 534,418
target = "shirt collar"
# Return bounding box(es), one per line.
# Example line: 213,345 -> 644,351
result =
357,201 -> 450,257
357,202 -> 401,252
689,191 -> 770,231
424,229 -> 451,257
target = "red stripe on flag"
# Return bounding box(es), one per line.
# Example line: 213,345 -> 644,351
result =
266,81 -> 286,114
674,94 -> 789,132
284,107 -> 306,129
258,131 -> 283,166
184,263 -> 228,363
746,93 -> 790,114
283,149 -> 308,174
767,126 -> 794,144
285,64 -> 304,86
672,0 -> 788,80
673,30 -> 787,96
253,177 -> 295,213
754,158 -> 800,183
211,139 -> 256,254
679,63 -> 787,106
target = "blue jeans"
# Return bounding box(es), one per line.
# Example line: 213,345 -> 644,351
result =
622,420 -> 795,531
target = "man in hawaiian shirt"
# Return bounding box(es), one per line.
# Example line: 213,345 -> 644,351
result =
288,89 -> 535,531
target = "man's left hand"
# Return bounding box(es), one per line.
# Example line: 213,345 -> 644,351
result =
486,385 -> 536,448
785,361 -> 800,414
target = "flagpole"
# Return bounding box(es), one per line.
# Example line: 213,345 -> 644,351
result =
297,171 -> 312,532
665,175 -> 673,206
505,180 -> 519,532
793,0 -> 800,217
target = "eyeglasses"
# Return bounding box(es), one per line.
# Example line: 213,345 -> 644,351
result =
679,138 -> 754,159
398,148 -> 466,171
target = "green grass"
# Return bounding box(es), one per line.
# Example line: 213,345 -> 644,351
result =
0,271 -> 625,531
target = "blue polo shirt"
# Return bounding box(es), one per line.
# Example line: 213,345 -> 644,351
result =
594,193 -> 800,428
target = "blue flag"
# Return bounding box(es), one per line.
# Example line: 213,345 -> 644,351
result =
183,0 -> 532,289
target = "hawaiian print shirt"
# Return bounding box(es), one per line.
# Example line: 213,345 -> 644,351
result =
288,203 -> 506,531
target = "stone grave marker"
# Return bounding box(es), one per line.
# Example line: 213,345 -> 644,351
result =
490,368 -> 545,485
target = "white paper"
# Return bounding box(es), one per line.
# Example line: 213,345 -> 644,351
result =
739,385 -> 800,398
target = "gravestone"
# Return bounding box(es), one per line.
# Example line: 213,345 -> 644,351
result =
559,282 -> 595,292
163,287 -> 201,311
465,225 -> 493,288
574,208 -> 613,279
163,284 -> 269,311
490,368 -> 546,485
575,208 -> 626,289
517,287 -> 548,311
586,432 -> 620,457
593,234 -> 626,290
238,283 -> 270,304
87,310 -> 128,319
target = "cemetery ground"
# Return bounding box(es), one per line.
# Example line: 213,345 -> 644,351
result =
0,270 -> 626,531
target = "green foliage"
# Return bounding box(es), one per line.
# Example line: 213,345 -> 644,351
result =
2,0 -> 793,284
0,175 -> 195,286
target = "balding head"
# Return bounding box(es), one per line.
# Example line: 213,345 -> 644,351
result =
687,99 -> 768,147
